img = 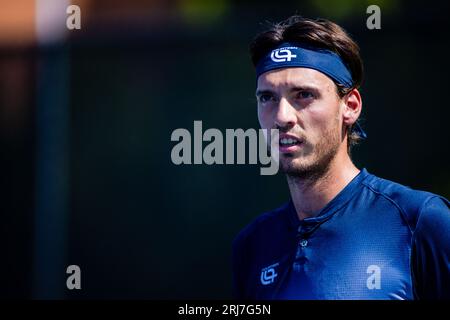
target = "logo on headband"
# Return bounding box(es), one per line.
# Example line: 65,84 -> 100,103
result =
270,47 -> 297,63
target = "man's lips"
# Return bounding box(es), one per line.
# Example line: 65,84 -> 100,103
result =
278,133 -> 303,153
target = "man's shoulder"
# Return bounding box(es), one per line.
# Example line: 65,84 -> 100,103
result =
233,202 -> 292,248
362,170 -> 449,231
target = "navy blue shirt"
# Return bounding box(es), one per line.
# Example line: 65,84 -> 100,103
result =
232,169 -> 450,299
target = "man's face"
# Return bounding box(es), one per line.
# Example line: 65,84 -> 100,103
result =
256,67 -> 345,178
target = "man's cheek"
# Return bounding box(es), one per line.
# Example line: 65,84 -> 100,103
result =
258,113 -> 272,129
257,110 -> 265,127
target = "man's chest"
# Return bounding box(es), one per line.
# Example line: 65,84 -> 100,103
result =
247,213 -> 413,299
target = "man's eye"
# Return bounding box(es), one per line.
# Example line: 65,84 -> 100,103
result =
297,91 -> 314,99
259,94 -> 274,103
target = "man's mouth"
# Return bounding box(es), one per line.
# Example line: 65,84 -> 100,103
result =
279,134 -> 303,152
280,137 -> 300,146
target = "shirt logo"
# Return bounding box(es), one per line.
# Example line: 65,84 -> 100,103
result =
366,265 -> 381,289
270,48 -> 297,62
260,263 -> 279,285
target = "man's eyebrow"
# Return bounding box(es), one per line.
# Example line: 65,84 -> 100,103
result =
288,85 -> 321,93
255,85 -> 320,97
255,89 -> 275,97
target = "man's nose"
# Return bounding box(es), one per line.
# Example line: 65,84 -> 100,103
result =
274,98 -> 296,130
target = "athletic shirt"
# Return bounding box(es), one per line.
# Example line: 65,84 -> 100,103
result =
232,168 -> 450,299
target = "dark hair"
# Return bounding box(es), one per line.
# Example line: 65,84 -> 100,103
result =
250,16 -> 364,150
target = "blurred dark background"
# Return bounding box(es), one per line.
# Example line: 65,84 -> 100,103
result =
1,0 -> 449,299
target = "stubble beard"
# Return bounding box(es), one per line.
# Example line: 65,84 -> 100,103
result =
280,124 -> 342,184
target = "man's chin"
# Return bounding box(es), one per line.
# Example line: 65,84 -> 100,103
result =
280,156 -> 331,180
279,158 -> 310,175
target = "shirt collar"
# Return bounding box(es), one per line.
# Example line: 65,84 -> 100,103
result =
286,168 -> 371,233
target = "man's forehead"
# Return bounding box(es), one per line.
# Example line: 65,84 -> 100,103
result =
257,67 -> 334,90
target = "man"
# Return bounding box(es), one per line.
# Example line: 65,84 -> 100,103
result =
232,16 -> 450,300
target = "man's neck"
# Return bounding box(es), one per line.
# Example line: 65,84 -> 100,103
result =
287,152 -> 360,221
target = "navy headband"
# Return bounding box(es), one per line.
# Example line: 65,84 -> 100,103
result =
256,42 -> 367,139
256,42 -> 354,88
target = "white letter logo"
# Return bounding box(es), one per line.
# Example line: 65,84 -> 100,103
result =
366,265 -> 381,289
260,263 -> 279,285
366,5 -> 381,30
66,265 -> 81,290
66,5 -> 81,30
270,48 -> 297,62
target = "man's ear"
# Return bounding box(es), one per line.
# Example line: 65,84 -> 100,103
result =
342,88 -> 362,126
